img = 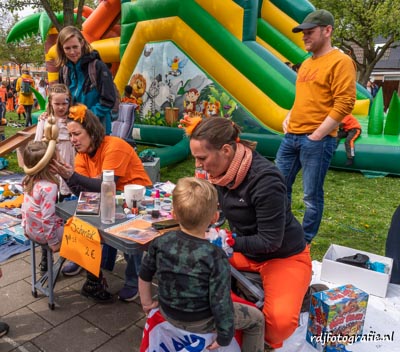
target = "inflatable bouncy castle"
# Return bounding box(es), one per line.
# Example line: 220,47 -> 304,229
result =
7,0 -> 400,176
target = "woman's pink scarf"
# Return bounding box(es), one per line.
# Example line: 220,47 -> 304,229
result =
209,143 -> 253,189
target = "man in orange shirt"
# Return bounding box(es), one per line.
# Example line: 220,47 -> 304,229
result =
276,9 -> 356,243
336,114 -> 362,166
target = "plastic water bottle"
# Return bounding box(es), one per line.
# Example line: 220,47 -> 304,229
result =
101,170 -> 116,224
154,189 -> 161,210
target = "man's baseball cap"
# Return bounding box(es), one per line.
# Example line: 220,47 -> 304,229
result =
292,9 -> 334,33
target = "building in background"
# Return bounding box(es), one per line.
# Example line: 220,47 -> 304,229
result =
370,42 -> 400,110
1,64 -> 46,81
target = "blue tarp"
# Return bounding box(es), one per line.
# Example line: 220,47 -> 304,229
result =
0,239 -> 30,263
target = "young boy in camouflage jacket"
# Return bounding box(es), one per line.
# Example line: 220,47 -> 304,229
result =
139,177 -> 265,351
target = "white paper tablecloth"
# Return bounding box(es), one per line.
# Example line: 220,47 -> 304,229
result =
276,261 -> 400,352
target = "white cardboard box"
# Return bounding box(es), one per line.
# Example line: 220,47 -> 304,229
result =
320,244 -> 393,297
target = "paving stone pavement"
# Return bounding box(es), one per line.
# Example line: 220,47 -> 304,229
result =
0,247 -> 149,352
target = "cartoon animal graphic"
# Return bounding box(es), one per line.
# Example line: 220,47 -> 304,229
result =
130,73 -> 146,105
203,100 -> 221,117
184,88 -> 200,113
341,301 -> 359,314
141,74 -> 162,118
167,55 -> 188,76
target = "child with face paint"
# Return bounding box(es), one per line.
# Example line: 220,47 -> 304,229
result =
34,84 -> 75,273
35,83 -> 75,202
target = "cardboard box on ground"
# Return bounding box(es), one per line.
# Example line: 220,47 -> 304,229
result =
306,284 -> 369,351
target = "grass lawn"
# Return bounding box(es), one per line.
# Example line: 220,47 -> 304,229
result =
2,111 -> 398,261
160,153 -> 399,261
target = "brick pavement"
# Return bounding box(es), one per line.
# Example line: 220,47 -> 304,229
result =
0,248 -> 149,352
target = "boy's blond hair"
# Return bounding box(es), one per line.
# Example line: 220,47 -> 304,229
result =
172,177 -> 218,231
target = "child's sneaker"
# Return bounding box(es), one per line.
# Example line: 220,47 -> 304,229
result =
62,261 -> 82,276
39,258 -> 48,274
264,343 -> 274,352
39,248 -> 48,274
81,277 -> 114,303
118,286 -> 139,302
0,322 -> 9,337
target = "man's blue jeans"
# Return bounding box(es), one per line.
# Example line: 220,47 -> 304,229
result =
101,244 -> 142,289
275,133 -> 336,243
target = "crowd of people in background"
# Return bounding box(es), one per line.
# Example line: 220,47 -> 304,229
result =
0,73 -> 49,126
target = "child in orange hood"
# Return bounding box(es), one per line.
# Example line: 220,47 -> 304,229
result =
336,114 -> 361,166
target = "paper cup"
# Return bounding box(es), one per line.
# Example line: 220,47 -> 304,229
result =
124,184 -> 146,208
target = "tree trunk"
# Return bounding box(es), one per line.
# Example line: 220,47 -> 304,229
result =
63,0 -> 75,26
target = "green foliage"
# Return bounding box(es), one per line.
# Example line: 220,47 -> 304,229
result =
206,86 -> 237,118
0,1 -> 99,32
0,1 -> 42,15
312,0 -> 400,85
0,0 -> 84,14
0,32 -> 44,72
137,111 -> 167,126
0,12 -> 44,70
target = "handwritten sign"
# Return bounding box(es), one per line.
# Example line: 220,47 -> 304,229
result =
60,216 -> 101,277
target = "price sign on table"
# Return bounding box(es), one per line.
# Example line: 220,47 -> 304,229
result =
60,216 -> 102,277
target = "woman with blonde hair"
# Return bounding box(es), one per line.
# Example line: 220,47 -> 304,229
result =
56,26 -> 115,135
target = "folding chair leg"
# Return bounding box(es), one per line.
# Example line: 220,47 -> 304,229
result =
30,242 -> 66,310
47,248 -> 54,309
30,241 -> 38,298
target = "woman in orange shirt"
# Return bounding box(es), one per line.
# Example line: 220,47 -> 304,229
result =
51,104 -> 152,303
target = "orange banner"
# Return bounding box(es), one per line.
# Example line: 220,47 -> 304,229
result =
60,216 -> 102,277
